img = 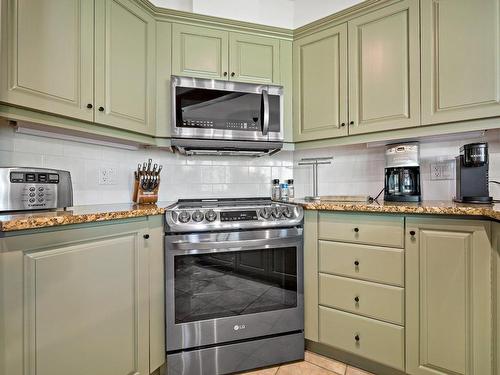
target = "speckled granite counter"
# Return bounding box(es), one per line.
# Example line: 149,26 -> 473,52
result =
294,199 -> 500,221
0,202 -> 173,232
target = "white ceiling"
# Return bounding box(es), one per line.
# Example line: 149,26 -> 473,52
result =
149,0 -> 364,29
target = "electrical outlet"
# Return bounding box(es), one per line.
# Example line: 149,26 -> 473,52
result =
430,161 -> 455,180
98,167 -> 117,185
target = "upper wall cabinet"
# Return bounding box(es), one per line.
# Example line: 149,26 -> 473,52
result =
293,0 -> 419,142
293,24 -> 348,142
229,33 -> 280,84
421,0 -> 500,125
0,0 -> 94,121
0,0 -> 156,135
172,24 -> 229,80
95,0 -> 156,135
172,24 -> 281,84
348,0 -> 420,135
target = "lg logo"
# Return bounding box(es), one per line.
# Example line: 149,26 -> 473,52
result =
233,324 -> 246,331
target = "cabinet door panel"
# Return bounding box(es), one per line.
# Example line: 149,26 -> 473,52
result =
0,0 -> 94,121
172,24 -> 229,80
95,0 -> 156,134
293,24 -> 348,141
24,232 -> 149,375
406,219 -> 492,375
421,0 -> 500,124
348,0 -> 420,134
229,33 -> 280,84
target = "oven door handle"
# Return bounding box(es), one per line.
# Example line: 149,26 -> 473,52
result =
261,89 -> 269,136
166,228 -> 303,253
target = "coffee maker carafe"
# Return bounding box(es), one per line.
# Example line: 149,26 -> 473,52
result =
454,143 -> 492,203
384,143 -> 421,202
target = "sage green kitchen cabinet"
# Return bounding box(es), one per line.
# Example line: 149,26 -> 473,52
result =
304,210 -> 319,342
405,218 -> 493,375
229,33 -> 280,84
348,0 -> 420,135
172,24 -> 229,80
95,0 -> 156,135
172,24 -> 281,85
494,222 -> 500,375
293,24 -> 348,142
155,21 -> 173,138
0,217 -> 164,375
0,0 -> 94,121
421,0 -> 500,125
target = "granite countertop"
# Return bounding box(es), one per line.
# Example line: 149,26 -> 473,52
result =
0,202 -> 173,232
294,199 -> 500,221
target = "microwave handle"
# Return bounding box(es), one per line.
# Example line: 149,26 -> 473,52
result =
261,89 -> 269,136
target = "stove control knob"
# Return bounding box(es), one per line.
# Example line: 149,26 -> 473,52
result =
260,208 -> 271,219
205,210 -> 217,222
192,210 -> 204,222
178,211 -> 191,223
272,207 -> 283,219
283,206 -> 294,218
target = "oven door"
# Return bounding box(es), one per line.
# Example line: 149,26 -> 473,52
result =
165,227 -> 303,352
171,75 -> 283,142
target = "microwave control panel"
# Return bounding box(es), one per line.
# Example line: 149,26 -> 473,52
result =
181,119 -> 260,131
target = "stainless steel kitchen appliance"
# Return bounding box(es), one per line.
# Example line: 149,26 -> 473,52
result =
164,198 -> 304,375
384,143 -> 421,202
0,167 -> 73,212
454,142 -> 493,203
171,76 -> 283,156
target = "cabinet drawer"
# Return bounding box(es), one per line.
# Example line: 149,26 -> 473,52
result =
319,274 -> 404,325
319,306 -> 404,370
319,212 -> 404,248
319,241 -> 404,286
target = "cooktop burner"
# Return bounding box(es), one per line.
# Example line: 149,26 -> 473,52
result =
165,197 -> 303,233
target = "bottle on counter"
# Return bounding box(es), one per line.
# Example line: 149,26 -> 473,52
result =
280,182 -> 289,202
287,179 -> 295,199
271,179 -> 281,200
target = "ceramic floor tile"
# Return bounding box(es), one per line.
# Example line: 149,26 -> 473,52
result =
242,366 -> 280,375
345,366 -> 375,375
304,351 -> 346,374
276,361 -> 336,375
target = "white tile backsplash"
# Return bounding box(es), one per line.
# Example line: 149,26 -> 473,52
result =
293,129 -> 500,201
0,121 -> 292,205
2,119 -> 500,204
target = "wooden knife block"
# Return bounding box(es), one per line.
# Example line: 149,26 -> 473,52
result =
133,177 -> 160,204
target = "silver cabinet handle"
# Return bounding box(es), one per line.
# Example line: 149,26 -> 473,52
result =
261,89 -> 269,136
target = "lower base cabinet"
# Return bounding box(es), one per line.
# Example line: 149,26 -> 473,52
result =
305,212 -> 497,375
0,217 -> 164,375
405,218 -> 493,375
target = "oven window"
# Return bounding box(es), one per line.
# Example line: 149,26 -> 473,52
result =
174,247 -> 297,324
175,87 -> 280,133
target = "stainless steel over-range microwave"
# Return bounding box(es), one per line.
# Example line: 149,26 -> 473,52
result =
170,75 -> 284,156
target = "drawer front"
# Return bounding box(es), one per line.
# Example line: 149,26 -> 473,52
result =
319,274 -> 404,325
319,212 -> 404,248
319,306 -> 404,370
319,241 -> 404,286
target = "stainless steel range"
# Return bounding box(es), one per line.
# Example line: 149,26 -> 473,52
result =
164,198 -> 304,375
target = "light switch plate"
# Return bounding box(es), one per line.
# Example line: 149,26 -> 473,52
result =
430,161 -> 454,180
